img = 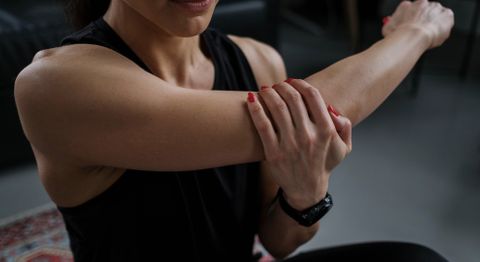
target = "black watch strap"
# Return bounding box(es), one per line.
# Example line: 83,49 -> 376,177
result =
277,188 -> 333,227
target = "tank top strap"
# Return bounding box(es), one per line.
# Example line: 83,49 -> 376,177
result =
61,19 -> 149,73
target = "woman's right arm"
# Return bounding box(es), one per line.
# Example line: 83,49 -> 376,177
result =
15,44 -> 264,171
305,0 -> 454,125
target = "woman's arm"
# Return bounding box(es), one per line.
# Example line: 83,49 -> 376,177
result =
250,1 -> 454,258
15,44 -> 265,171
250,80 -> 352,258
306,0 -> 454,125
15,0 -> 453,173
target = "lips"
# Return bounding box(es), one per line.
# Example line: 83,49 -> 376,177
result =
171,0 -> 213,13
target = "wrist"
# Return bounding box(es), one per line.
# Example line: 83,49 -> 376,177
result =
277,188 -> 334,227
390,24 -> 432,51
283,183 -> 329,211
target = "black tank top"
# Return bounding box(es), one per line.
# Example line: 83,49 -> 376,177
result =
58,19 -> 261,262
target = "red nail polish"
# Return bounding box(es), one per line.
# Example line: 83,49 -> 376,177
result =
327,105 -> 340,117
261,86 -> 269,90
248,92 -> 256,103
382,16 -> 390,25
285,78 -> 294,84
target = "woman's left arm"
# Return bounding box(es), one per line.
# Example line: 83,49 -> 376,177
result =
232,37 -> 350,259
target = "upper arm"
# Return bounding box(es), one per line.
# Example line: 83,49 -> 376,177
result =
14,45 -> 264,171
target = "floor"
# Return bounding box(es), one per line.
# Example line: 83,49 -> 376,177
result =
1,19 -> 479,262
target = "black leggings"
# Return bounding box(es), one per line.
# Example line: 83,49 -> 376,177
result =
282,242 -> 448,262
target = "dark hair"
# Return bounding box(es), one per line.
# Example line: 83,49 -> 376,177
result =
63,0 -> 111,29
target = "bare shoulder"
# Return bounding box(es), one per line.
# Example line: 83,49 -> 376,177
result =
228,35 -> 287,87
14,44 -> 152,163
15,43 -> 145,109
17,44 -> 138,86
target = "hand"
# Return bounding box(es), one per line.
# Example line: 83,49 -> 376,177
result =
247,79 -> 352,210
382,0 -> 454,49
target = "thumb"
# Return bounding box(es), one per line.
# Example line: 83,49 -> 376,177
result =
328,106 -> 352,152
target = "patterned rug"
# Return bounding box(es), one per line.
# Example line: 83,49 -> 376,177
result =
0,204 -> 274,262
0,204 -> 72,262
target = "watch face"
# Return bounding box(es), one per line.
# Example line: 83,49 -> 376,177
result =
278,189 -> 333,227
299,203 -> 332,227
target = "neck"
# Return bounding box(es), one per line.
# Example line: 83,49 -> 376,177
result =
104,1 -> 209,87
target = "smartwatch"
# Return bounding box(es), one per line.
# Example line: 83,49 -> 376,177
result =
277,188 -> 333,227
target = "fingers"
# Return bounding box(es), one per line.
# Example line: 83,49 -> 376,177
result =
324,110 -> 352,170
246,92 -> 278,157
382,17 -> 395,37
442,7 -> 454,16
413,0 -> 428,9
267,82 -> 310,133
328,110 -> 352,152
286,79 -> 335,131
258,86 -> 295,137
428,1 -> 443,15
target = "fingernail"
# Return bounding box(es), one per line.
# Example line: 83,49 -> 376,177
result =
248,92 -> 256,103
260,85 -> 269,90
327,105 -> 340,117
382,16 -> 390,25
285,78 -> 294,84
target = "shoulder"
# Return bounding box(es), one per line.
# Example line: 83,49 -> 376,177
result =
14,44 -> 148,155
15,45 -> 113,116
15,44 -> 142,99
228,35 -> 287,87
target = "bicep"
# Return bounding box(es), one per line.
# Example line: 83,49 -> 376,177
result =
15,49 -> 265,171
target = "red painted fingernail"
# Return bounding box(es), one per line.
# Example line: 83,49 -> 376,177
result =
261,85 -> 269,90
247,92 -> 256,103
285,78 -> 294,84
382,16 -> 390,25
327,105 -> 340,117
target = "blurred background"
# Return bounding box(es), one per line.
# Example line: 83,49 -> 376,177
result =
0,0 -> 479,261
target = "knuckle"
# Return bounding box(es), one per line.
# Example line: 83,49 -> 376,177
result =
299,131 -> 316,146
251,104 -> 263,114
295,79 -> 309,86
305,86 -> 320,98
287,90 -> 302,103
320,126 -> 336,139
257,121 -> 271,134
400,1 -> 411,8
345,118 -> 352,129
298,79 -> 315,90
327,127 -> 337,138
274,100 -> 288,111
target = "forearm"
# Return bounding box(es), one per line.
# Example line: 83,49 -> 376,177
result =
259,199 -> 320,259
305,26 -> 430,125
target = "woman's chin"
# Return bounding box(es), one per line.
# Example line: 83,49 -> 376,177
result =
164,19 -> 211,37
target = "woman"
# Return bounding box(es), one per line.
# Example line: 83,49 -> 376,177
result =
14,0 -> 453,261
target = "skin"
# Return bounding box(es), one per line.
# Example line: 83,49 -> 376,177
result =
14,0 -> 454,259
